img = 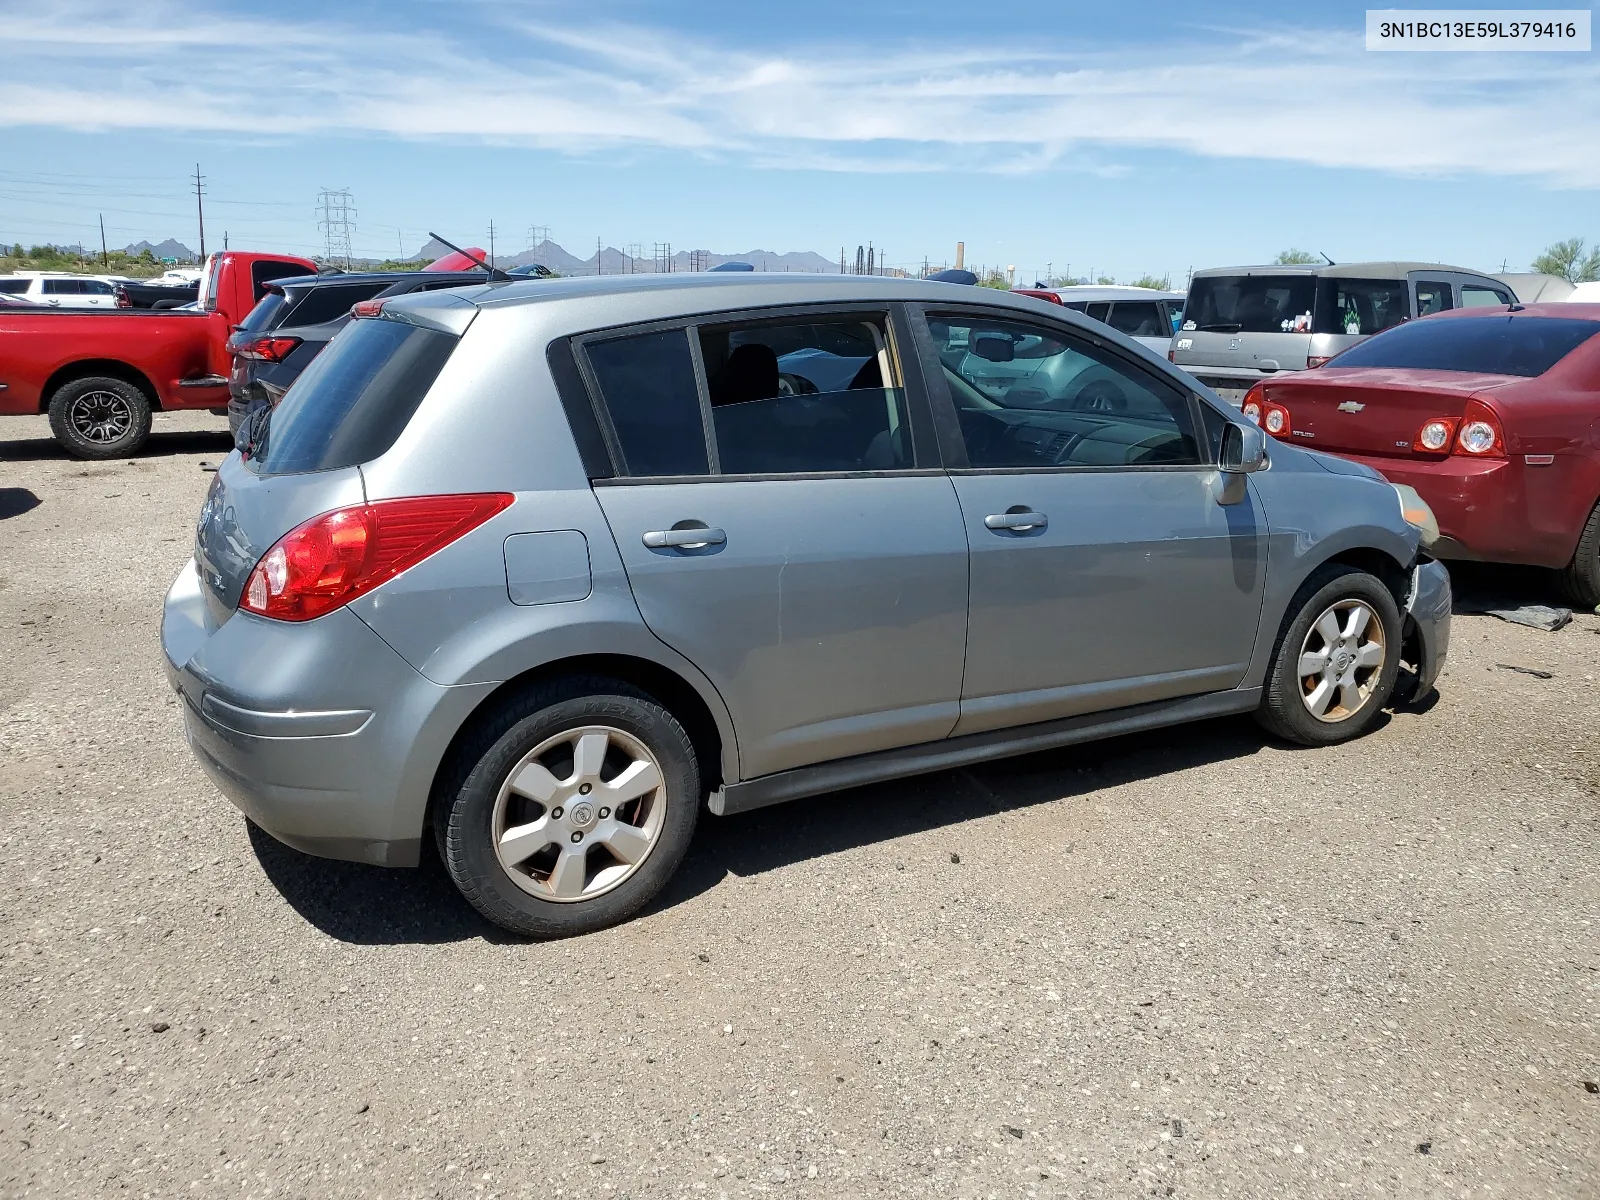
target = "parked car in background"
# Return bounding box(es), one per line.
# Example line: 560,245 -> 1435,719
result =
0,272 -> 119,308
1171,263 -> 1517,403
113,277 -> 202,309
0,249 -> 318,457
225,267 -> 504,437
165,273 -> 1450,938
1243,303 -> 1600,604
1012,285 -> 1185,354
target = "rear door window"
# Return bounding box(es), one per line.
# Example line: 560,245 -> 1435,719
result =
43,279 -> 82,294
696,315 -> 910,473
1461,285 -> 1513,308
1416,281 -> 1453,316
0,279 -> 27,294
1107,302 -> 1164,338
82,279 -> 113,295
248,317 -> 459,475
583,329 -> 710,477
280,282 -> 391,327
1085,302 -> 1111,322
1184,275 -> 1315,333
1316,278 -> 1410,335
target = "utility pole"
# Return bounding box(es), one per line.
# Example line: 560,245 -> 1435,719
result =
597,236 -> 603,275
193,164 -> 206,260
223,231 -> 229,250
98,214 -> 108,267
489,220 -> 496,268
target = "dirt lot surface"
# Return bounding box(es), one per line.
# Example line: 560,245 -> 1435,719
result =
2,409 -> 1597,1199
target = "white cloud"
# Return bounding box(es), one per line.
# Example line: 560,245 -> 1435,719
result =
1,1 -> 1596,187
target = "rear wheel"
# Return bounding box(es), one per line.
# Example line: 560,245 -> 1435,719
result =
46,376 -> 152,459
437,677 -> 700,939
1257,566 -> 1402,746
1558,500 -> 1600,608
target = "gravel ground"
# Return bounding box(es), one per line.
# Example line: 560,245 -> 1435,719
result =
2,409 -> 1597,1200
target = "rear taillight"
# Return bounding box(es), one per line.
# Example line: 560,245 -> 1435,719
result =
351,298 -> 389,318
1306,355 -> 1331,369
114,287 -> 131,309
235,335 -> 303,363
1261,401 -> 1291,436
1167,349 -> 1175,363
241,493 -> 514,622
1241,383 -> 1266,425
1412,417 -> 1458,454
1453,399 -> 1505,458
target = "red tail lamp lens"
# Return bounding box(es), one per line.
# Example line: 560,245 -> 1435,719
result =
1453,399 -> 1505,457
241,493 -> 514,621
236,335 -> 302,362
1261,402 -> 1291,436
1241,383 -> 1266,424
1413,417 -> 1457,454
351,297 -> 389,318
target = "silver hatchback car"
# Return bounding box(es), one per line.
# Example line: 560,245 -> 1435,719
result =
163,274 -> 1452,938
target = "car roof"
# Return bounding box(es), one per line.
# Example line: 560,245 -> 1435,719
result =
1029,285 -> 1185,302
273,269 -> 493,290
1426,302 -> 1600,321
1191,262 -> 1497,280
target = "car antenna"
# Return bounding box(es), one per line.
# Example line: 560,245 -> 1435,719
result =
426,231 -> 512,282
1319,251 -> 1336,265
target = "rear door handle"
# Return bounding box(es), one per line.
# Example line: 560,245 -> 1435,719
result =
984,509 -> 1048,532
642,526 -> 726,550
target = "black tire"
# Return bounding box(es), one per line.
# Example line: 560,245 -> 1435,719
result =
436,676 -> 700,939
46,376 -> 153,460
1256,565 -> 1403,747
1558,500 -> 1600,608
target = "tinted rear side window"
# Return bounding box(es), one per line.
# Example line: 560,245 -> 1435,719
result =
236,289 -> 288,334
1186,275 -> 1316,333
1315,278 -> 1409,335
248,318 -> 457,474
584,330 -> 710,477
280,282 -> 391,328
0,279 -> 28,294
1329,315 -> 1600,377
1107,302 -> 1163,337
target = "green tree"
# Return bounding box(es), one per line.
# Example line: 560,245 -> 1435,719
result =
1531,237 -> 1600,284
10,243 -> 20,258
978,270 -> 1011,290
1129,273 -> 1172,290
1096,275 -> 1116,285
1274,248 -> 1321,265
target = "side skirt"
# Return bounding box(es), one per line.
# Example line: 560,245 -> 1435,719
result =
709,688 -> 1262,817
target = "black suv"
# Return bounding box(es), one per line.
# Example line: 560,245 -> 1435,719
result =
225,269 -> 506,437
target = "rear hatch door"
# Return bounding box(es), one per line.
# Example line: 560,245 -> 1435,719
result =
1264,368 -> 1513,458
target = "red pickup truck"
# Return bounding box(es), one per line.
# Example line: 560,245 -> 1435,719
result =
0,250 -> 317,458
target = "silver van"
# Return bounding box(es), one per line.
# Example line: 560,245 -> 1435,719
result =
1171,263 -> 1517,403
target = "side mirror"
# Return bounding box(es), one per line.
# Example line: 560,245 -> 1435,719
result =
972,334 -> 1015,363
1220,421 -> 1268,474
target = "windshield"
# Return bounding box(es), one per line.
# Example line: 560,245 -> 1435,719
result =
248,317 -> 458,474
1184,275 -> 1316,334
1329,315 -> 1600,378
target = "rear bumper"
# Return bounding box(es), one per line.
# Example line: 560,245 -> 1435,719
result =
1405,559 -> 1452,700
1326,450 -> 1573,569
1177,365 -> 1294,405
162,559 -> 495,867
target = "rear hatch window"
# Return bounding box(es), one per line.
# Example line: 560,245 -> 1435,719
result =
1185,275 -> 1316,333
1330,315 -> 1600,377
247,317 -> 458,475
279,281 -> 392,328
235,288 -> 288,334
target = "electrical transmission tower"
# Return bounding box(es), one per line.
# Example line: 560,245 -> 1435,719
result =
526,224 -> 550,250
653,242 -> 673,274
316,189 -> 357,268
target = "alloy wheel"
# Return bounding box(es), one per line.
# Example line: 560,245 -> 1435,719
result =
69,390 -> 134,445
1297,599 -> 1386,723
490,725 -> 668,902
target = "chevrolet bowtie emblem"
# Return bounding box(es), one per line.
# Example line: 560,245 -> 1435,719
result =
1337,400 -> 1365,413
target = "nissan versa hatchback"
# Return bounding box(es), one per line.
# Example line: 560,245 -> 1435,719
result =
162,274 -> 1452,939
1172,263 -> 1515,403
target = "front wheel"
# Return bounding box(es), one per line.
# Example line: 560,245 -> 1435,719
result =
437,678 -> 700,938
47,376 -> 153,459
1257,566 -> 1402,746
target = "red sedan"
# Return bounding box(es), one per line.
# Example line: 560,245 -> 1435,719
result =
1240,304 -> 1600,605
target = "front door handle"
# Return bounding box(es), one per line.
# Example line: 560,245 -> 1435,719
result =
642,525 -> 727,550
984,509 -> 1048,532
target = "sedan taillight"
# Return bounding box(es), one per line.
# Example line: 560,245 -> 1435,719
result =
241,494 -> 514,622
1453,399 -> 1506,458
235,335 -> 303,363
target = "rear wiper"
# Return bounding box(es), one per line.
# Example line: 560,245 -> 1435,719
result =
1197,323 -> 1243,332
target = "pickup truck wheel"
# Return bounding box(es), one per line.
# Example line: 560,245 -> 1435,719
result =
47,377 -> 153,460
436,676 -> 700,939
1256,566 -> 1402,747
1558,501 -> 1600,608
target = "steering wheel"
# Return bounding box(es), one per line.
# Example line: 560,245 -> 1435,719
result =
1073,379 -> 1127,412
777,372 -> 818,397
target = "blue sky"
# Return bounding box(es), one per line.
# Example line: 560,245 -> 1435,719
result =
0,0 -> 1595,280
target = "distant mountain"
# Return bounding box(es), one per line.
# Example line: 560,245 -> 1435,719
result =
412,238 -> 843,276
121,238 -> 197,260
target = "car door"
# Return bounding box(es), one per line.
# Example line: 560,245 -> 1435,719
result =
912,304 -> 1267,737
581,305 -> 970,780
